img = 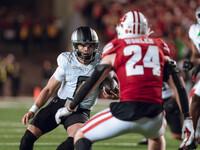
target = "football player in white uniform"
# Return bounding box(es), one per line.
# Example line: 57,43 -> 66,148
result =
19,26 -> 118,150
183,6 -> 200,148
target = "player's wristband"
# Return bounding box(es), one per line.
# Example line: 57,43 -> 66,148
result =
29,105 -> 39,113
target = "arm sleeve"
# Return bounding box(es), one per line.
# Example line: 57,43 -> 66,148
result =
165,60 -> 190,118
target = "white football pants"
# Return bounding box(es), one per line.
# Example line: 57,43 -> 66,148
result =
80,108 -> 165,142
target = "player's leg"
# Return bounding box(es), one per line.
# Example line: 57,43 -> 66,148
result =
56,107 -> 90,150
74,108 -> 132,150
19,97 -> 65,150
195,118 -> 200,143
74,130 -> 92,150
164,97 -> 182,140
19,126 -> 39,150
190,81 -> 200,146
75,108 -> 165,150
141,112 -> 166,150
190,94 -> 200,142
148,135 -> 165,150
191,94 -> 200,130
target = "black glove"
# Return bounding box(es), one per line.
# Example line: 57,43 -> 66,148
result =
182,60 -> 194,72
192,64 -> 200,82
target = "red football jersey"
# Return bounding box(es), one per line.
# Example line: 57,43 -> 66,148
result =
102,37 -> 170,104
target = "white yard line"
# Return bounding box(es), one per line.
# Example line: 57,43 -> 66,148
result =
0,142 -> 137,146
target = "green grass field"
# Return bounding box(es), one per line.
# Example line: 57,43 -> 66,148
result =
0,97 -> 197,150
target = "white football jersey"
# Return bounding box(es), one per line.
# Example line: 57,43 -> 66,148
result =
53,52 -> 101,110
189,24 -> 200,53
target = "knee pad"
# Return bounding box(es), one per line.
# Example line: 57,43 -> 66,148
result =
75,138 -> 92,150
19,130 -> 37,150
56,137 -> 74,150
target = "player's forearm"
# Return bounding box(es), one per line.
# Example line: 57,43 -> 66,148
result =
166,60 -> 190,118
29,88 -> 53,113
171,67 -> 190,118
35,88 -> 53,107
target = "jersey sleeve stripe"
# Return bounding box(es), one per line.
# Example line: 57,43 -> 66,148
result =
163,47 -> 170,52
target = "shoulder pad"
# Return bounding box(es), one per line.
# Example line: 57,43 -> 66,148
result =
57,52 -> 73,68
95,52 -> 102,62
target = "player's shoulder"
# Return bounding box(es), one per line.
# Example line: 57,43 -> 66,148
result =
57,52 -> 74,67
94,52 -> 102,62
102,38 -> 124,57
153,38 -> 170,55
189,23 -> 200,38
152,37 -> 166,44
189,23 -> 199,31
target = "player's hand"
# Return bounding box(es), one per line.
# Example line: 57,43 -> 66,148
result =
182,60 -> 194,72
102,87 -> 119,100
192,65 -> 200,82
55,106 -> 72,124
178,117 -> 196,150
22,111 -> 35,125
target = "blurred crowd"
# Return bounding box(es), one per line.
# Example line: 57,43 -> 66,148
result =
72,0 -> 198,61
0,6 -> 64,55
0,53 -> 23,97
71,0 -> 200,92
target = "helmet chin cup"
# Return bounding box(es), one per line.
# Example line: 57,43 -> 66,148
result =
75,48 -> 98,62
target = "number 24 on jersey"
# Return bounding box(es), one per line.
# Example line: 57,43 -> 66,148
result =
124,45 -> 161,77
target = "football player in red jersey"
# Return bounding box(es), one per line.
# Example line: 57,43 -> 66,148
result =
56,11 -> 194,150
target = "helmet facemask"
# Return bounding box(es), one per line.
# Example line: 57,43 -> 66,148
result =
72,42 -> 99,62
71,27 -> 99,62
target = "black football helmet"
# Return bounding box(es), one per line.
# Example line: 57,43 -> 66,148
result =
71,26 -> 99,62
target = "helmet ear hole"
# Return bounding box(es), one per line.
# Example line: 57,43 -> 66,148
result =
71,26 -> 99,62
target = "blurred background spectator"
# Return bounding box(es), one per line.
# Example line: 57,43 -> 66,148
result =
41,59 -> 54,88
0,0 -> 199,97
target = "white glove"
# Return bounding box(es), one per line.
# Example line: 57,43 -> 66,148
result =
55,107 -> 72,124
179,118 -> 196,150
